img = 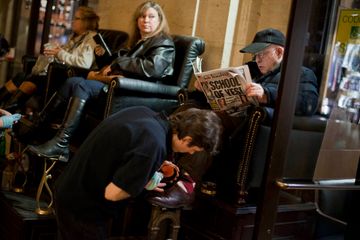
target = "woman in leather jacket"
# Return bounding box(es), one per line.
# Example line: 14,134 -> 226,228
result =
28,1 -> 175,162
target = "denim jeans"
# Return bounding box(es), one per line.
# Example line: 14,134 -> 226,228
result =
58,77 -> 105,101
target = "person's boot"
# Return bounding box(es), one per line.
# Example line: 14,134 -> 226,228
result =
2,81 -> 37,112
0,86 -> 14,106
27,97 -> 87,162
2,90 -> 31,112
12,92 -> 66,142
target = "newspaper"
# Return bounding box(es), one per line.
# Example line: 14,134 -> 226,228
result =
194,62 -> 258,116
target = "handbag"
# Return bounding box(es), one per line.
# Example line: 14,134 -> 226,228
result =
31,54 -> 54,75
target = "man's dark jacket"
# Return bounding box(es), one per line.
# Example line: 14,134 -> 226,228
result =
255,64 -> 319,116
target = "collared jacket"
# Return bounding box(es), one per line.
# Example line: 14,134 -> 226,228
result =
109,33 -> 175,82
255,64 -> 319,116
57,31 -> 98,69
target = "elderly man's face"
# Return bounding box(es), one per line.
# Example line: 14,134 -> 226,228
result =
254,45 -> 283,74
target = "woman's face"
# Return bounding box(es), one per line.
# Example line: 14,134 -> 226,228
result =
72,10 -> 87,35
137,7 -> 160,38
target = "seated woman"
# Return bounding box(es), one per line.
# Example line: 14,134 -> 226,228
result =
0,6 -> 100,111
28,1 -> 175,162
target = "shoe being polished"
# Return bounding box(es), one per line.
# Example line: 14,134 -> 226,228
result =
147,182 -> 195,208
27,136 -> 69,162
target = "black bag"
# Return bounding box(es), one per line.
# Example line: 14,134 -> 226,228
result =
0,34 -> 10,58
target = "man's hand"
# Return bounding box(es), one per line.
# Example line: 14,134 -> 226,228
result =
245,82 -> 267,104
160,160 -> 179,179
194,79 -> 203,91
152,182 -> 167,192
145,161 -> 180,192
104,182 -> 130,201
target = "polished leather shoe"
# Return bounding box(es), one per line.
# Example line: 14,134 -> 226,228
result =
27,136 -> 70,162
147,183 -> 195,208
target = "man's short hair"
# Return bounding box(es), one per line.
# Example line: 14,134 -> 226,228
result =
169,108 -> 223,155
240,28 -> 285,54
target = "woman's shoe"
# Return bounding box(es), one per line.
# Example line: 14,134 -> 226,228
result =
27,97 -> 87,162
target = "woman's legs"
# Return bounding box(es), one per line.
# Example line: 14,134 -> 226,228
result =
0,72 -> 27,104
28,77 -> 105,162
3,81 -> 38,111
1,72 -> 47,112
57,76 -> 105,100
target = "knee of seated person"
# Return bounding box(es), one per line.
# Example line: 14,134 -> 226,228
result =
12,72 -> 27,87
65,77 -> 86,86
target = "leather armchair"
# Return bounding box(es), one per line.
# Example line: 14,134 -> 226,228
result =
207,111 -> 327,205
97,29 -> 129,53
102,34 -> 206,118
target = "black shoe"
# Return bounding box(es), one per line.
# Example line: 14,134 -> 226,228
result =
27,137 -> 70,162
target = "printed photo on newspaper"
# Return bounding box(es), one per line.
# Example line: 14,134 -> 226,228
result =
194,64 -> 258,116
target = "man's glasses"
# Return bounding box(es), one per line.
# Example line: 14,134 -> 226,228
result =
253,47 -> 276,60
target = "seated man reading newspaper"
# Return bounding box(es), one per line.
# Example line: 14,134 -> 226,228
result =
175,28 -> 319,203
193,28 -> 319,121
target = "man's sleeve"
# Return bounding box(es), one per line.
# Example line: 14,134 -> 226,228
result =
296,67 -> 319,116
112,151 -> 163,197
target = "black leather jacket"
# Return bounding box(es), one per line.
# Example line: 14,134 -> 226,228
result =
110,33 -> 175,82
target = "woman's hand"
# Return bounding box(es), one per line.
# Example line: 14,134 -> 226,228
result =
94,45 -> 106,56
87,66 -> 123,83
43,44 -> 61,57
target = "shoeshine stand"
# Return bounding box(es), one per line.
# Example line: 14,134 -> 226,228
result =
24,146 -> 59,215
34,155 -> 57,215
147,203 -> 181,240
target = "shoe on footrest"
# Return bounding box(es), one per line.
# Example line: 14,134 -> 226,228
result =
147,183 -> 195,209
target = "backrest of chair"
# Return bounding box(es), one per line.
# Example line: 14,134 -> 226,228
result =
170,35 -> 205,88
98,29 -> 129,52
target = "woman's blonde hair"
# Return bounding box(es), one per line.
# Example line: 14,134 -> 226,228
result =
129,1 -> 170,46
77,6 -> 100,31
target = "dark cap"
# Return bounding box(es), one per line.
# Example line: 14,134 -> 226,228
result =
240,28 -> 285,53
